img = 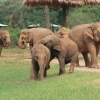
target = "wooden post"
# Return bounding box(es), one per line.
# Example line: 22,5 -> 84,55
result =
45,6 -> 50,29
62,5 -> 67,27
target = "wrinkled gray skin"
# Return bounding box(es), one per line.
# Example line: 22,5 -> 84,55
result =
31,44 -> 51,80
68,22 -> 100,68
18,28 -> 54,50
34,35 -> 79,75
0,30 -> 11,56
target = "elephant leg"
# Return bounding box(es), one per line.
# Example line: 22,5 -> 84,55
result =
0,44 -> 3,57
29,44 -> 33,59
88,44 -> 100,69
58,56 -> 66,75
96,45 -> 100,56
39,67 -> 44,80
30,63 -> 39,80
30,65 -> 35,80
44,68 -> 47,77
75,57 -> 80,67
46,64 -> 50,70
82,53 -> 91,67
69,51 -> 78,73
35,67 -> 39,79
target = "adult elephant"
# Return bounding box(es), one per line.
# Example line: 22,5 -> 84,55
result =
18,28 -> 54,50
68,22 -> 100,69
34,35 -> 79,75
56,27 -> 79,67
0,30 -> 11,56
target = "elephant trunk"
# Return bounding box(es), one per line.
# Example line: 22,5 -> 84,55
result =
18,38 -> 27,49
4,38 -> 11,47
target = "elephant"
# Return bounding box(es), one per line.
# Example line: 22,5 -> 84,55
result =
56,27 -> 70,38
68,22 -> 100,68
0,30 -> 11,56
34,35 -> 79,75
18,28 -> 54,50
56,27 -> 79,67
31,44 -> 51,80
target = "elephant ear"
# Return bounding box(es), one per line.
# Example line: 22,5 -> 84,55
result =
85,27 -> 93,39
0,31 -> 3,40
29,32 -> 33,45
53,44 -> 61,51
0,34 -> 1,39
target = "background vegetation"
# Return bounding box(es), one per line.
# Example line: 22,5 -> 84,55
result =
0,0 -> 100,46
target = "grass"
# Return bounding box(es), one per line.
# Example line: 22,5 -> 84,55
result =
0,47 -> 100,100
0,0 -> 6,3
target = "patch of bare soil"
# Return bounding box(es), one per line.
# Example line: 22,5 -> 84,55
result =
51,58 -> 100,72
1,52 -> 100,72
0,52 -> 31,62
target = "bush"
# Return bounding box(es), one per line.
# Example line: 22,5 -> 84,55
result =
8,28 -> 21,47
67,9 -> 94,28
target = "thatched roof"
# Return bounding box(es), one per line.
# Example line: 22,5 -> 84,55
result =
23,0 -> 100,8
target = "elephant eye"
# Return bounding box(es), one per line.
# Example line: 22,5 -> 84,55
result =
97,33 -> 100,37
97,31 -> 99,33
35,56 -> 38,59
3,36 -> 6,41
49,40 -> 52,43
3,38 -> 6,42
22,37 -> 24,40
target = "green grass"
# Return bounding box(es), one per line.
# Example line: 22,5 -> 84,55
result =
0,47 -> 100,100
0,0 -> 6,4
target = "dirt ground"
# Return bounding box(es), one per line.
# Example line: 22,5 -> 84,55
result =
1,52 -> 100,72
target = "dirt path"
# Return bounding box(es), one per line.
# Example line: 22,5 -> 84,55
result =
51,58 -> 100,72
1,52 -> 100,72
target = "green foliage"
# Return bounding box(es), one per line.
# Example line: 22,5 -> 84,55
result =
67,9 -> 93,28
8,28 -> 21,47
1,0 -> 100,29
0,0 -> 6,4
1,0 -> 100,46
67,5 -> 100,28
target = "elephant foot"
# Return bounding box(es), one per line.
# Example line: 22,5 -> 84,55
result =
59,68 -> 66,75
39,78 -> 43,80
85,62 -> 91,67
59,71 -> 66,75
91,64 -> 100,69
0,55 -> 2,57
75,63 -> 80,67
68,71 -> 74,74
30,77 -> 34,80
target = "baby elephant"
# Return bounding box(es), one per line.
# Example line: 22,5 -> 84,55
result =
30,44 -> 51,80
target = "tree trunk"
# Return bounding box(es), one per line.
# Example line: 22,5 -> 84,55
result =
45,6 -> 50,29
62,5 -> 67,27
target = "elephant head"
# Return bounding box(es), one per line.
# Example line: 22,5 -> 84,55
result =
85,22 -> 100,42
56,27 -> 70,38
0,30 -> 11,47
35,35 -> 61,51
18,29 -> 33,49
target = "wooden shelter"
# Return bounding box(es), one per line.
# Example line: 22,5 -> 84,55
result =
23,0 -> 100,27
